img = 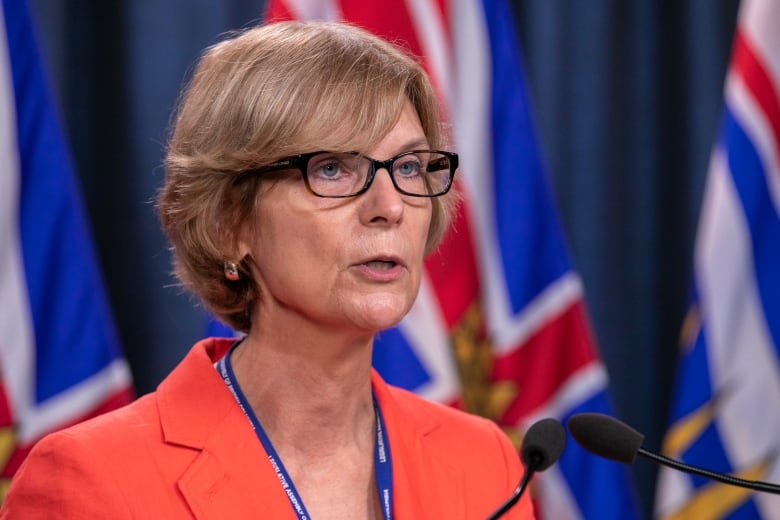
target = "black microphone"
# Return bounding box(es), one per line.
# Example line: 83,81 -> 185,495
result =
486,417 -> 567,519
567,412 -> 780,495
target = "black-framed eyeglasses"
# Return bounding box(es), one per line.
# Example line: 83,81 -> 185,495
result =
246,150 -> 458,198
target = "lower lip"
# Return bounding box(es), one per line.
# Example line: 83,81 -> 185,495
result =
354,263 -> 404,281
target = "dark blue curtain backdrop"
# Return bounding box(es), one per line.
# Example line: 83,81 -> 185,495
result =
28,0 -> 740,516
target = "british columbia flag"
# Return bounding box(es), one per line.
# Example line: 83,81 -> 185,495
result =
0,0 -> 133,498
655,0 -> 780,517
264,0 -> 640,517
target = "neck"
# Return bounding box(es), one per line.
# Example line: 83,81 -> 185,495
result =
229,331 -> 376,457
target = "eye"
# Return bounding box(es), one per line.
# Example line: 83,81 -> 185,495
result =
309,153 -> 360,181
394,156 -> 423,177
317,160 -> 342,178
310,158 -> 344,179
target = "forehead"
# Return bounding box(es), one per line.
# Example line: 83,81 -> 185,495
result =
363,102 -> 428,155
302,101 -> 427,157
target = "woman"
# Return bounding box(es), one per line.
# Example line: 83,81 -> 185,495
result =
1,21 -> 534,519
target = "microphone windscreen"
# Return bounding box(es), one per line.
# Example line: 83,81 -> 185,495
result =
521,418 -> 566,471
566,413 -> 644,464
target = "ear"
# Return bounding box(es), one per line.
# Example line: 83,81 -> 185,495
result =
234,220 -> 255,262
233,236 -> 249,263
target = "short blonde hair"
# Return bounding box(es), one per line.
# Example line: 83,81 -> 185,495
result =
158,21 -> 458,332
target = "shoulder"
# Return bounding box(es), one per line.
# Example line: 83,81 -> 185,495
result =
20,390 -> 160,470
378,380 -> 521,477
376,380 -> 534,519
0,397 -> 157,519
51,391 -> 161,450
384,382 -> 507,441
387,385 -> 494,433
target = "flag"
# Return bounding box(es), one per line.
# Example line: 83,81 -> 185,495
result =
264,0 -> 640,517
655,0 -> 780,518
0,0 -> 133,499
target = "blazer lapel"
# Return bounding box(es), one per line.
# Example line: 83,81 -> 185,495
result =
372,372 -> 466,520
175,409 -> 296,519
157,339 -> 297,520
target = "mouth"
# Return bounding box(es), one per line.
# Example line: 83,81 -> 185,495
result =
358,254 -> 405,270
353,255 -> 406,281
363,259 -> 399,270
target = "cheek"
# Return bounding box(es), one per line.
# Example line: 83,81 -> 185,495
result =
415,207 -> 434,256
256,211 -> 339,278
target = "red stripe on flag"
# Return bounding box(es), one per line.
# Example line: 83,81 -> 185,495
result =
733,28 -> 780,169
264,0 -> 295,22
492,300 -> 598,423
264,1 -> 425,59
338,1 -> 424,58
435,0 -> 452,39
424,194 -> 480,328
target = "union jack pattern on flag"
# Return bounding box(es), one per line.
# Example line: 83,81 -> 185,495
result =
264,0 -> 639,517
0,0 -> 133,499
655,0 -> 780,518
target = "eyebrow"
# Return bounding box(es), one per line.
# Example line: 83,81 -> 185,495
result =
399,137 -> 431,151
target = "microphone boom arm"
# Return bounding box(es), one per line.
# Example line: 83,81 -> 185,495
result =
486,454 -> 541,520
638,448 -> 780,495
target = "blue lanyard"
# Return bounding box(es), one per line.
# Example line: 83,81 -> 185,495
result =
216,350 -> 393,520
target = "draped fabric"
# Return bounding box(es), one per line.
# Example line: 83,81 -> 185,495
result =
25,0 -> 741,514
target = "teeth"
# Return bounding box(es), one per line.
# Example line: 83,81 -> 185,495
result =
366,260 -> 395,270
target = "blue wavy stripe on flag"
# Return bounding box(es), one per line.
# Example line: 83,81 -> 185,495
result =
721,108 -> 780,350
4,0 -> 125,403
666,287 -> 714,422
558,390 -> 642,518
205,317 -> 240,339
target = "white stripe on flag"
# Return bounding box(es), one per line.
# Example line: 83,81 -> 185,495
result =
741,0 -> 780,88
282,0 -> 340,21
655,465 -> 692,517
0,3 -> 37,444
17,359 -> 132,442
493,272 -> 585,355
404,0 -> 453,105
694,150 -> 780,514
521,361 -> 608,427
535,465 -> 584,520
397,274 -> 461,403
448,0 -> 508,341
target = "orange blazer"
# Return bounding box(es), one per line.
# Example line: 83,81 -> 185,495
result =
2,338 -> 534,519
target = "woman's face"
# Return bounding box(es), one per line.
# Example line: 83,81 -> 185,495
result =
240,102 -> 433,336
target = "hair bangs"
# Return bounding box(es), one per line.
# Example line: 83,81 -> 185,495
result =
305,85 -> 409,155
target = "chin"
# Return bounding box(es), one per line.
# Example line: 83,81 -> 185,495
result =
358,311 -> 407,333
354,296 -> 413,332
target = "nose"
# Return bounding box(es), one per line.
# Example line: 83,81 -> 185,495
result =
359,166 -> 404,225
